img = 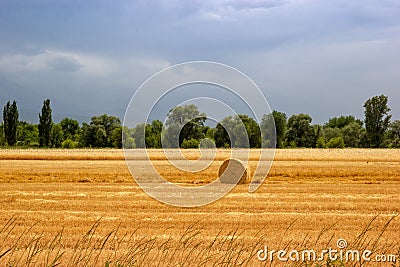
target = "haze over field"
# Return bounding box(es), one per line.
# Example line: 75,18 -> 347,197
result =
0,0 -> 399,123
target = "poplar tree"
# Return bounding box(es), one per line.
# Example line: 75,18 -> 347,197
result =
38,99 -> 53,147
3,100 -> 19,146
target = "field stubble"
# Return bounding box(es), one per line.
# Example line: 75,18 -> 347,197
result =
0,148 -> 399,266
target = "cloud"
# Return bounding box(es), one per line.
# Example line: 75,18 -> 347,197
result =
0,49 -> 170,78
47,56 -> 83,72
234,33 -> 400,122
0,47 -> 171,120
0,0 -> 399,122
0,50 -> 83,73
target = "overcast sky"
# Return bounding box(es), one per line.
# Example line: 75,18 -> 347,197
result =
0,0 -> 399,124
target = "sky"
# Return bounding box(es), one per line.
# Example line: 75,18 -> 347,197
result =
0,0 -> 399,124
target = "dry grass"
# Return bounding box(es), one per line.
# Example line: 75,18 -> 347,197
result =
1,148 -> 399,162
0,215 -> 398,266
0,149 -> 399,266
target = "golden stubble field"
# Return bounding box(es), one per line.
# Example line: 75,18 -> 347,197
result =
0,149 -> 399,266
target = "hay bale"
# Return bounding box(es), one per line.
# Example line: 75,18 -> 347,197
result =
218,158 -> 250,184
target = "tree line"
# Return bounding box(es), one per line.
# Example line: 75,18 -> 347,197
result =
1,95 -> 399,149
1,99 -> 122,148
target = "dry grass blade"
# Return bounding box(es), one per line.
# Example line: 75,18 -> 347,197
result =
44,229 -> 65,267
0,216 -> 398,266
0,216 -> 18,260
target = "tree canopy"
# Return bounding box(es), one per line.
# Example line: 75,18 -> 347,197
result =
285,114 -> 316,148
364,95 -> 391,148
214,114 -> 261,148
163,104 -> 206,148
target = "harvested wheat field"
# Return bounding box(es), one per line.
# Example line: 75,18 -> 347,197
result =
0,148 -> 399,266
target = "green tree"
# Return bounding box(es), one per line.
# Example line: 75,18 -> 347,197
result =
92,125 -> 107,147
79,114 -> 122,147
134,120 -> 163,148
38,99 -> 53,147
363,95 -> 391,148
90,114 -> 121,147
326,136 -> 345,148
214,114 -> 261,148
358,128 -> 369,148
163,105 -> 206,148
17,122 -> 39,146
315,125 -> 326,148
285,114 -> 316,148
79,123 -> 94,147
3,100 -> 19,146
204,127 -> 215,140
241,115 -> 261,148
50,124 -> 63,148
325,115 -> 363,129
316,137 -> 326,148
323,127 -> 342,142
273,111 -> 286,148
122,126 -> 135,149
214,122 -> 230,148
111,126 -> 123,148
261,111 -> 285,148
0,123 -> 4,146
181,138 -> 200,149
314,124 -> 323,140
146,120 -> 163,148
324,115 -> 363,148
62,138 -> 79,148
341,122 -> 363,147
133,123 -> 146,148
145,125 -> 159,148
386,120 -> 400,148
60,118 -> 80,140
79,121 -> 111,148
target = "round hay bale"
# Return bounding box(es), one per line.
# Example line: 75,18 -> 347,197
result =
218,158 -> 250,184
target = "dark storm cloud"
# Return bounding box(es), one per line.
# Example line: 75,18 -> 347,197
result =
0,0 -> 399,123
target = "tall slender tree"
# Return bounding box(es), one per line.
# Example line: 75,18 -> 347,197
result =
363,95 -> 391,148
0,123 -> 4,146
38,99 -> 53,147
3,100 -> 19,146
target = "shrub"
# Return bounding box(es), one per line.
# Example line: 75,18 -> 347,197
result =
316,137 -> 326,148
181,138 -> 199,149
326,137 -> 345,148
62,139 -> 79,149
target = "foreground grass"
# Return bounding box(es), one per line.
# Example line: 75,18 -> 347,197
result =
0,216 -> 399,266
